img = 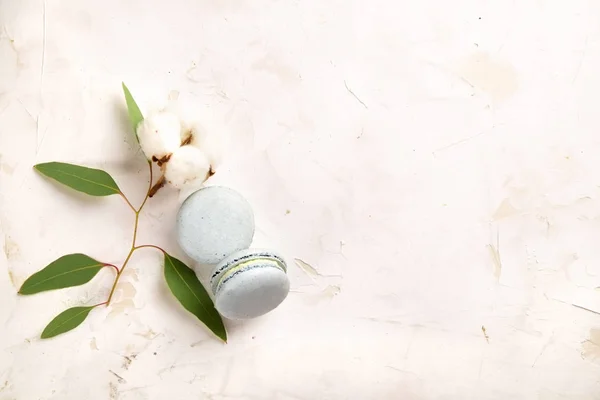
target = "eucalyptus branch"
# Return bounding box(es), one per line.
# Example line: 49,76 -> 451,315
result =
17,85 -> 226,342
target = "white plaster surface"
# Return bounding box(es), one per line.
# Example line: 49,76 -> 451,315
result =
1,0 -> 600,399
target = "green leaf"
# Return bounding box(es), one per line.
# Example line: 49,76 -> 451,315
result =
19,254 -> 105,295
163,252 -> 227,342
122,82 -> 143,141
41,306 -> 95,339
34,162 -> 121,196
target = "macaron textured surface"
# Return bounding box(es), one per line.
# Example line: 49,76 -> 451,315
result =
176,186 -> 255,265
211,248 -> 290,320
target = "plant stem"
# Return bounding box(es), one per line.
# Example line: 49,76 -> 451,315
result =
137,161 -> 153,213
106,247 -> 135,304
103,263 -> 120,273
120,192 -> 136,213
106,162 -> 153,306
148,175 -> 165,198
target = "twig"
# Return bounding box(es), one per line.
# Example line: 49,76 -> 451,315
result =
148,175 -> 165,198
106,162 -> 154,305
481,326 -> 490,343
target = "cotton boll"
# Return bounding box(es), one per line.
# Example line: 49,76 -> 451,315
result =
188,120 -> 225,170
164,146 -> 211,189
136,111 -> 181,161
165,99 -> 226,169
164,99 -> 198,142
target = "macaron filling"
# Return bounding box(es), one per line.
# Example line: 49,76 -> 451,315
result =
210,252 -> 286,292
217,259 -> 284,287
211,249 -> 290,319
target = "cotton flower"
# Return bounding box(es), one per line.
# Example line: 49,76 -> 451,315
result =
186,121 -> 224,171
136,111 -> 181,162
164,145 -> 211,189
165,100 -> 225,171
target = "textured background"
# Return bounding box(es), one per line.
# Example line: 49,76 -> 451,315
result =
1,0 -> 600,398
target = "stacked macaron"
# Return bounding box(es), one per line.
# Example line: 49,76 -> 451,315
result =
210,249 -> 289,320
176,186 -> 289,320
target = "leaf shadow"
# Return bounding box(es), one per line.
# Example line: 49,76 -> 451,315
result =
111,100 -> 138,150
95,156 -> 144,175
193,261 -> 215,282
222,318 -> 246,334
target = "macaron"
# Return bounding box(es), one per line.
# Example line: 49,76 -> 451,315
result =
211,248 -> 290,320
176,186 -> 255,265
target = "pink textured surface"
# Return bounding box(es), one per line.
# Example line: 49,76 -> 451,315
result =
1,0 -> 600,398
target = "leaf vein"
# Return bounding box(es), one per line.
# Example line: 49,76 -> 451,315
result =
45,308 -> 92,337
166,255 -> 218,324
50,169 -> 119,192
24,263 -> 104,289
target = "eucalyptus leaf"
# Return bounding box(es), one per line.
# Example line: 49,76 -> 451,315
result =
34,162 -> 121,196
19,254 -> 104,295
163,252 -> 227,342
41,306 -> 95,339
122,82 -> 143,141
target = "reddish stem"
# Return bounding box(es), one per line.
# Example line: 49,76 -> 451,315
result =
103,263 -> 120,273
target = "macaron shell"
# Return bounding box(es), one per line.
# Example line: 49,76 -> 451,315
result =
176,186 -> 255,265
215,266 -> 290,320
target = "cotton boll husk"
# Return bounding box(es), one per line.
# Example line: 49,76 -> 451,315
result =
164,145 -> 211,189
136,111 -> 181,161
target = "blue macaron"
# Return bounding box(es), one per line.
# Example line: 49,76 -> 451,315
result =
210,248 -> 290,320
176,186 -> 255,265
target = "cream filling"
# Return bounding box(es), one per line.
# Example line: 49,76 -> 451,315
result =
216,258 -> 285,290
211,253 -> 286,280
